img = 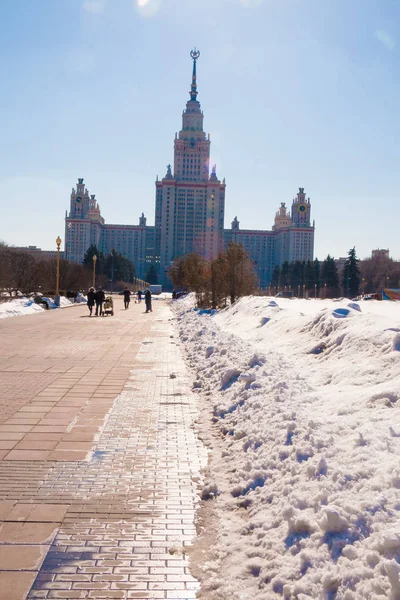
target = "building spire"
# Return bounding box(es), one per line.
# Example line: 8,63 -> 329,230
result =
189,48 -> 200,101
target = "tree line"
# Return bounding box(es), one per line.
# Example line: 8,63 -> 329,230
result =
0,242 -> 150,297
270,249 -> 360,298
83,245 -> 158,286
169,241 -> 258,308
271,247 -> 400,298
83,245 -> 136,284
0,243 -> 91,297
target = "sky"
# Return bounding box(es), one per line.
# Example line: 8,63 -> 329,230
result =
0,0 -> 399,261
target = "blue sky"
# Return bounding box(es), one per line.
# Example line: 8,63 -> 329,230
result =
0,0 -> 399,260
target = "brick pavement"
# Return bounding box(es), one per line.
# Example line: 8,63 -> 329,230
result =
0,298 -> 207,599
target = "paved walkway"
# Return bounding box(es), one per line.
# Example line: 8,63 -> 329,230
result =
0,298 -> 207,599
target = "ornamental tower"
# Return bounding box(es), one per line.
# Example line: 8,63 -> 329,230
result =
155,49 -> 226,286
65,178 -> 104,263
291,187 -> 311,227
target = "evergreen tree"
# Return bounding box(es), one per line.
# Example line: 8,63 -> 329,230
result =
271,265 -> 280,290
146,265 -> 158,285
279,261 -> 290,288
104,250 -> 135,284
288,261 -> 305,294
342,247 -> 360,297
321,255 -> 339,298
304,260 -> 314,289
83,245 -> 105,272
313,258 -> 321,295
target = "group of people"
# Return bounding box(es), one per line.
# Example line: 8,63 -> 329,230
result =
87,286 -> 152,316
123,288 -> 152,312
87,286 -> 105,317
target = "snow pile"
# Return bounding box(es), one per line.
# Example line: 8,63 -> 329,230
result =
0,298 -> 45,319
59,297 -> 74,308
173,295 -> 400,599
0,296 -> 73,319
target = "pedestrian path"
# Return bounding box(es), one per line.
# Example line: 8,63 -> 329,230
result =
0,298 -> 207,599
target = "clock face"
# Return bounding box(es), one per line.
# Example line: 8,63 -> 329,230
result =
76,196 -> 82,203
298,204 -> 306,213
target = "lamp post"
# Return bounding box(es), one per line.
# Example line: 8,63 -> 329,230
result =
297,284 -> 300,298
55,236 -> 62,307
314,283 -> 317,299
92,255 -> 97,288
303,283 -> 306,299
386,276 -> 389,290
362,277 -> 365,296
324,282 -> 327,299
110,250 -> 115,294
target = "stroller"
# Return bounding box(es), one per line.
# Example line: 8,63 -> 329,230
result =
103,296 -> 114,316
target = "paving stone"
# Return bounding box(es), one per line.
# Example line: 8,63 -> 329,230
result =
0,299 -> 207,599
0,544 -> 49,570
0,522 -> 58,544
0,571 -> 37,600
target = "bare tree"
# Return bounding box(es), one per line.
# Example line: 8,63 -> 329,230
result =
169,257 -> 187,290
210,254 -> 229,309
225,241 -> 258,304
360,256 -> 400,292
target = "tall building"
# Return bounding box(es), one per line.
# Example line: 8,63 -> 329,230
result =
64,50 -> 315,288
155,49 -> 226,286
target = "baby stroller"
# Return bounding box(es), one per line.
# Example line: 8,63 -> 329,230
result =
103,296 -> 114,316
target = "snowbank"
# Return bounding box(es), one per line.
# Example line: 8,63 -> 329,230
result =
173,295 -> 400,599
0,298 -> 45,319
0,296 -> 73,319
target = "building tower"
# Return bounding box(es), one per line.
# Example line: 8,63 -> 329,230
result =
155,49 -> 226,286
65,178 -> 104,263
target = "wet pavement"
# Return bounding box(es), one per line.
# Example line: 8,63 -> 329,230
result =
0,298 -> 207,599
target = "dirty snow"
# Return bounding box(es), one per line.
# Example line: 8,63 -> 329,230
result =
173,295 -> 400,599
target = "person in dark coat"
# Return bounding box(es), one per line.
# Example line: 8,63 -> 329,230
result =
137,290 -> 142,304
87,287 -> 96,316
145,289 -> 152,313
95,286 -> 105,316
123,287 -> 131,310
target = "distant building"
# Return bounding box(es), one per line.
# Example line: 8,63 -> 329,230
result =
64,50 -> 315,288
371,248 -> 390,260
10,246 -> 63,261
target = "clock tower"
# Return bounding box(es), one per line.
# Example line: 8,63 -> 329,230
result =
291,187 -> 311,227
155,49 -> 226,285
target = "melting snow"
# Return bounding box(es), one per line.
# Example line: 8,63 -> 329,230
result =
173,295 -> 400,599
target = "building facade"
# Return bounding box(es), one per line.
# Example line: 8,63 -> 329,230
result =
64,50 -> 315,288
65,179 -> 153,280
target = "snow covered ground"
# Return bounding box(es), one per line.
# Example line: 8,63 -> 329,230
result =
0,297 -> 73,319
173,296 -> 400,599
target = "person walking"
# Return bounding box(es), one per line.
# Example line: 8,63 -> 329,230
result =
87,287 -> 96,317
95,286 -> 105,316
123,287 -> 131,310
144,288 -> 152,313
137,290 -> 142,304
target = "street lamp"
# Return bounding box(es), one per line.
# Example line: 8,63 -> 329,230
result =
110,250 -> 115,294
314,283 -> 317,299
303,283 -> 306,298
92,255 -> 97,288
362,277 -> 365,296
324,282 -> 327,298
297,284 -> 300,297
386,276 -> 390,289
55,236 -> 62,307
